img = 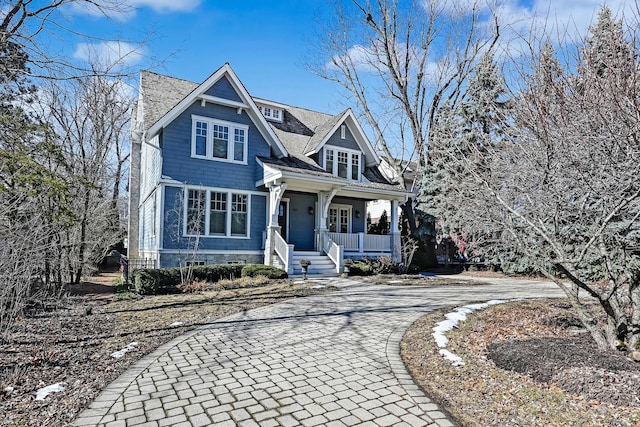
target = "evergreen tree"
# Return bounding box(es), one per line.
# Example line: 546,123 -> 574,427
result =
419,53 -> 509,260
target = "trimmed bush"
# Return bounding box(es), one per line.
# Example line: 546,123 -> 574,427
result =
133,268 -> 182,295
132,264 -> 283,295
241,264 -> 287,279
348,261 -> 373,276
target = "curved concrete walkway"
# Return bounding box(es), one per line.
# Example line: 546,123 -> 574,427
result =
74,277 -> 565,427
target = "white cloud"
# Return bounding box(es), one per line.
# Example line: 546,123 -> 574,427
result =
73,41 -> 145,68
129,0 -> 201,13
68,0 -> 201,20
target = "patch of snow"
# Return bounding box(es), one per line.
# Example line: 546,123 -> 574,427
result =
388,280 -> 404,284
169,322 -> 184,328
433,300 -> 510,366
111,342 -> 139,359
311,285 -> 326,289
439,349 -> 465,366
35,382 -> 66,401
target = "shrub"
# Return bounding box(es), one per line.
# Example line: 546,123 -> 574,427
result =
178,278 -> 210,293
241,264 -> 287,279
348,261 -> 373,276
133,268 -> 182,295
132,264 -> 283,295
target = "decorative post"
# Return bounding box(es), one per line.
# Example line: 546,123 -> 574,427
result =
390,200 -> 402,262
265,182 -> 287,266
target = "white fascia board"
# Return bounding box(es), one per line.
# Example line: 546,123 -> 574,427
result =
344,110 -> 380,166
304,109 -> 381,167
253,97 -> 289,110
342,184 -> 409,201
145,63 -> 288,159
146,64 -> 231,139
304,111 -> 347,156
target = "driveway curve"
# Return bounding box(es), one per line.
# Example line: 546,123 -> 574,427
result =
74,277 -> 565,427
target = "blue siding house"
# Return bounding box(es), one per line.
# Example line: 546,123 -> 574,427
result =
128,64 -> 407,274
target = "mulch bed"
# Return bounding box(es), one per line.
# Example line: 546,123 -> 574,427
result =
401,299 -> 640,426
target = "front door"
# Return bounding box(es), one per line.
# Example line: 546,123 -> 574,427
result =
278,200 -> 289,240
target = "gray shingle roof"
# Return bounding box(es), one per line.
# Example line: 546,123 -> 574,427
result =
137,70 -> 404,193
139,70 -> 198,132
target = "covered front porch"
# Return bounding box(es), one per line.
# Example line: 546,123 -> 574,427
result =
262,180 -> 405,275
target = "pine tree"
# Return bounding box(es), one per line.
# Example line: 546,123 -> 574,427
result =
419,53 -> 509,257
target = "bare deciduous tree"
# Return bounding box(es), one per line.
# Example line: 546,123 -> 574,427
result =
310,0 -> 499,256
39,71 -> 132,284
422,7 -> 640,351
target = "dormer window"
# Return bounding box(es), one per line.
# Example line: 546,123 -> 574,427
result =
341,125 -> 346,139
257,103 -> 283,122
325,148 -> 361,180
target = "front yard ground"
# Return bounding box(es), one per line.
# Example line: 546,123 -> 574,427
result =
2,272 -> 639,426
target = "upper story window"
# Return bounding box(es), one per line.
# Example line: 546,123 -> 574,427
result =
191,115 -> 248,164
257,104 -> 283,122
324,148 -> 361,181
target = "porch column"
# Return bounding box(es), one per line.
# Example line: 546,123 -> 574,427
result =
264,182 -> 287,266
315,188 -> 339,252
390,200 -> 401,262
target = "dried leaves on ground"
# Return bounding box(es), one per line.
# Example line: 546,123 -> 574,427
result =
0,278 -> 335,427
401,299 -> 640,426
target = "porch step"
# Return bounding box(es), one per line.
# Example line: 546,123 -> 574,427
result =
292,251 -> 337,275
271,255 -> 285,271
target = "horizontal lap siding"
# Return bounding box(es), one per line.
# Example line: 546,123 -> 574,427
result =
205,76 -> 242,102
162,184 -> 267,252
161,102 -> 270,190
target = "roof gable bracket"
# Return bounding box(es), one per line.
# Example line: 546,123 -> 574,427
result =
198,94 -> 248,110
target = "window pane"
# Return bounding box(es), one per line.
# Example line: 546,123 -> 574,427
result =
231,194 -> 248,236
338,152 -> 348,179
340,209 -> 349,233
209,192 -> 226,235
187,190 -> 205,235
234,129 -> 245,162
326,149 -> 334,174
351,153 -> 359,180
212,125 -> 228,159
329,208 -> 337,232
195,121 -> 207,156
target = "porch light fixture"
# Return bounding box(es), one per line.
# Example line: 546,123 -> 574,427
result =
355,210 -> 361,218
308,206 -> 314,215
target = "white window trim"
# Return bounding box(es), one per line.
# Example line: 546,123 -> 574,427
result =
328,204 -> 353,233
191,115 -> 249,165
340,124 -> 346,139
183,186 -> 252,239
324,147 -> 361,181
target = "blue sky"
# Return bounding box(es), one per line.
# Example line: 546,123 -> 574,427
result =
46,0 -> 636,113
59,0 -> 342,112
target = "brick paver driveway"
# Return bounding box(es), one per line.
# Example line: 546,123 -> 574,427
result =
74,277 -> 565,427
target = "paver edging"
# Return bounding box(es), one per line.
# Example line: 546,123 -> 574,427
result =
386,311 -> 459,427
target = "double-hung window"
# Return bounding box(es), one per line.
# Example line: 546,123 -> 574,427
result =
192,115 -> 248,164
184,188 -> 250,238
324,148 -> 361,181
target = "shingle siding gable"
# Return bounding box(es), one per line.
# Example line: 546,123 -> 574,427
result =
160,101 -> 272,191
325,125 -> 360,151
204,76 -> 243,102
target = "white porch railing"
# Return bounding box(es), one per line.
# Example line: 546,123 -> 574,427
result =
328,232 -> 392,254
323,236 -> 343,274
274,231 -> 294,274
